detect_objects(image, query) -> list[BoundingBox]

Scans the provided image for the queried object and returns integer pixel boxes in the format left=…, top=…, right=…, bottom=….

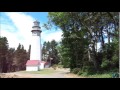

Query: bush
left=57, top=65, right=63, bottom=68
left=52, top=64, right=57, bottom=70
left=77, top=70, right=83, bottom=75
left=112, top=73, right=119, bottom=78
left=71, top=68, right=81, bottom=74
left=82, top=66, right=96, bottom=75
left=101, top=59, right=111, bottom=70
left=80, top=72, right=88, bottom=76
left=107, top=68, right=119, bottom=73
left=111, top=54, right=119, bottom=68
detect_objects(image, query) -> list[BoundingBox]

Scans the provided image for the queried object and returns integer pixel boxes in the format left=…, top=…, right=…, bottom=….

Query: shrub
left=52, top=64, right=57, bottom=70
left=81, top=72, right=88, bottom=76
left=57, top=65, right=63, bottom=68
left=77, top=70, right=83, bottom=75
left=82, top=66, right=96, bottom=75
left=111, top=54, right=119, bottom=68
left=112, top=72, right=119, bottom=78
left=101, top=59, right=111, bottom=70
left=71, top=68, right=81, bottom=74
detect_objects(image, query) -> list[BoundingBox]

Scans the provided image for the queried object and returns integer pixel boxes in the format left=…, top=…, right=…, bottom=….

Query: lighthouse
left=26, top=20, right=44, bottom=71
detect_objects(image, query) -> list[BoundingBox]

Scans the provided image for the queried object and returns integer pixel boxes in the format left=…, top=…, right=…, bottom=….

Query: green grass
left=18, top=69, right=56, bottom=74
left=86, top=73, right=112, bottom=78
left=79, top=72, right=113, bottom=78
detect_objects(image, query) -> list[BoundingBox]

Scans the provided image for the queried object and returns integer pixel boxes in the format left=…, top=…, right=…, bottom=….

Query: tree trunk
left=88, top=47, right=91, bottom=62
left=107, top=26, right=110, bottom=44
left=100, top=26, right=105, bottom=49
left=92, top=42, right=98, bottom=71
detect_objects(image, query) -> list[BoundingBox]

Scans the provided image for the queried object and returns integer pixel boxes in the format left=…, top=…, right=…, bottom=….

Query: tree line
left=42, top=40, right=59, bottom=65
left=44, top=12, right=119, bottom=75
left=0, top=37, right=30, bottom=73
left=0, top=36, right=59, bottom=73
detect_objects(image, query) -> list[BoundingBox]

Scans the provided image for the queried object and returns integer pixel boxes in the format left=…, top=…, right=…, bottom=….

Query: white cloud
left=1, top=12, right=62, bottom=51
left=1, top=12, right=35, bottom=50
left=1, top=12, right=111, bottom=52
left=5, top=12, right=35, bottom=50
left=41, top=29, right=62, bottom=42
left=1, top=29, right=20, bottom=49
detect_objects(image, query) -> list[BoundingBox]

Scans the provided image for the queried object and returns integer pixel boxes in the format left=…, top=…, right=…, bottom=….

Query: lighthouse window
left=33, top=32, right=37, bottom=35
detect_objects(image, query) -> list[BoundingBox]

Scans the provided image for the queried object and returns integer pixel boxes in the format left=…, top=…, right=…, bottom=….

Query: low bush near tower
left=52, top=64, right=57, bottom=70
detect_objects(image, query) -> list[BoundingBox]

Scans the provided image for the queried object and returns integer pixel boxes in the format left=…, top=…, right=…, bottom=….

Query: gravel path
left=0, top=68, right=85, bottom=78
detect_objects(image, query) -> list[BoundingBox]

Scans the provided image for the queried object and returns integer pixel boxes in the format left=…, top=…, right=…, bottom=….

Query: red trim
left=26, top=60, right=46, bottom=66
left=45, top=62, right=50, bottom=65
left=26, top=60, right=40, bottom=66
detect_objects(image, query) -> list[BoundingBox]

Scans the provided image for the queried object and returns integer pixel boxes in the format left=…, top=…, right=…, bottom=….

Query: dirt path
left=0, top=68, right=85, bottom=78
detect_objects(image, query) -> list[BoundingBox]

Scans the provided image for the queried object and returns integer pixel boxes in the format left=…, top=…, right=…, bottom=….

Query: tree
left=0, top=36, right=31, bottom=72
left=45, top=12, right=118, bottom=74
left=0, top=37, right=8, bottom=73
left=27, top=45, right=31, bottom=60
left=50, top=40, right=59, bottom=64
left=42, top=40, right=60, bottom=65
left=57, top=43, right=70, bottom=68
left=13, top=43, right=28, bottom=71
left=42, top=42, right=47, bottom=61
left=6, top=48, right=15, bottom=72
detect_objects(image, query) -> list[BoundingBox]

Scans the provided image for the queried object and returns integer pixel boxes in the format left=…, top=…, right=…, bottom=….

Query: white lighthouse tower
left=30, top=20, right=41, bottom=61
left=26, top=20, right=44, bottom=71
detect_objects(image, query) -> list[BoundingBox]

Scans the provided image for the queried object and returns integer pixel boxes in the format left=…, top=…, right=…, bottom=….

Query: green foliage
left=78, top=71, right=114, bottom=78
left=77, top=70, right=84, bottom=75
left=71, top=68, right=81, bottom=74
left=56, top=44, right=70, bottom=68
left=101, top=58, right=111, bottom=70
left=111, top=54, right=118, bottom=66
left=87, top=73, right=112, bottom=78
left=57, top=64, right=63, bottom=68
left=42, top=40, right=59, bottom=65
left=82, top=66, right=96, bottom=75
left=112, top=73, right=119, bottom=78
left=0, top=37, right=8, bottom=73
left=46, top=12, right=119, bottom=76
left=0, top=37, right=29, bottom=72
left=52, top=64, right=57, bottom=70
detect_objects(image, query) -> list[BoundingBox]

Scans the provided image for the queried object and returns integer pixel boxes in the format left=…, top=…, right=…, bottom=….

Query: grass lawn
left=79, top=72, right=115, bottom=78
left=86, top=73, right=112, bottom=78
left=18, top=68, right=56, bottom=74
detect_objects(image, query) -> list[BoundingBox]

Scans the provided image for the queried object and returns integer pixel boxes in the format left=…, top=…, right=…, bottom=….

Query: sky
left=0, top=12, right=62, bottom=51
left=0, top=12, right=111, bottom=52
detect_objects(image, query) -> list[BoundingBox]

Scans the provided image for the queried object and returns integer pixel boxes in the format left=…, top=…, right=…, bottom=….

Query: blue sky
left=0, top=12, right=111, bottom=52
left=0, top=12, right=62, bottom=50
left=26, top=12, right=48, bottom=23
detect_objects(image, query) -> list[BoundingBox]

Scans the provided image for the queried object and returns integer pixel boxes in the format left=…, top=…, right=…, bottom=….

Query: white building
left=26, top=20, right=45, bottom=71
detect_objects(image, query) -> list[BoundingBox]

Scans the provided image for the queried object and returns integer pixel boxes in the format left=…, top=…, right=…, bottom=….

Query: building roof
left=26, top=60, right=47, bottom=66
left=26, top=60, right=50, bottom=66
left=26, top=60, right=40, bottom=66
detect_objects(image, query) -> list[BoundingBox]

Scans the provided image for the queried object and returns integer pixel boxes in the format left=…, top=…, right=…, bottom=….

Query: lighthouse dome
left=32, top=20, right=41, bottom=32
